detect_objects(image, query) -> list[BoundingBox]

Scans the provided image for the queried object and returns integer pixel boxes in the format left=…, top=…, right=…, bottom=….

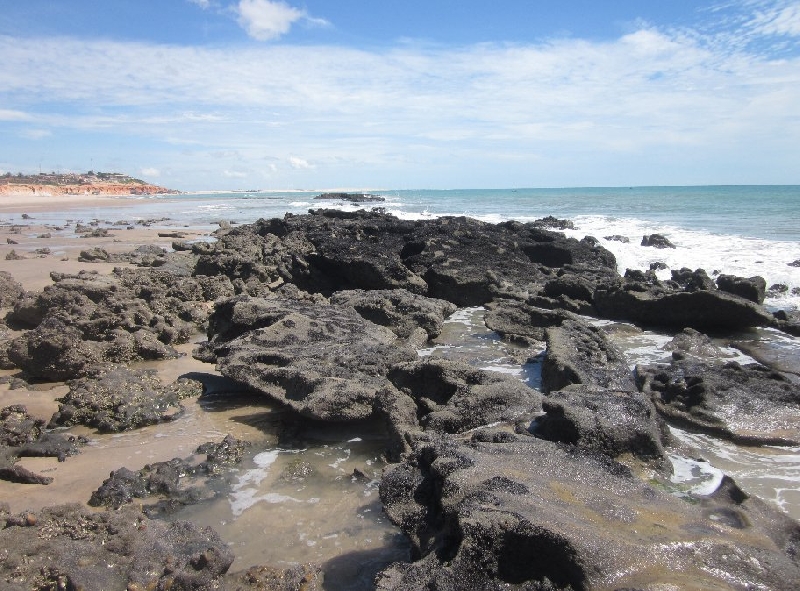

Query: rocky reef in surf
left=1, top=208, right=799, bottom=589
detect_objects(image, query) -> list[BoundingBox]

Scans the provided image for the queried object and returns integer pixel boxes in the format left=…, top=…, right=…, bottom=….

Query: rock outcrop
left=378, top=434, right=800, bottom=590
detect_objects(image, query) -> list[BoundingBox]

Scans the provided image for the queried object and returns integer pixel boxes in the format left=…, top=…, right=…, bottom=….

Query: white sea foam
left=561, top=216, right=800, bottom=310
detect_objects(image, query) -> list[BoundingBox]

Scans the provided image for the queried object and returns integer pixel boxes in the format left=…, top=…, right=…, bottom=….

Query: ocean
left=25, top=185, right=800, bottom=310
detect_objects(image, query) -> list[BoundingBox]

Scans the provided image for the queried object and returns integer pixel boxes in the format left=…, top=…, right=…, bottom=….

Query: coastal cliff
left=0, top=171, right=179, bottom=196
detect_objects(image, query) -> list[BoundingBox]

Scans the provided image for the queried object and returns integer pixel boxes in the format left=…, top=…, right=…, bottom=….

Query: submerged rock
left=0, top=405, right=85, bottom=485
left=378, top=435, right=800, bottom=590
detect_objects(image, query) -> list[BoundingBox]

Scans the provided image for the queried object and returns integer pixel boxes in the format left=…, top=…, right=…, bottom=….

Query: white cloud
left=751, top=2, right=800, bottom=35
left=0, top=109, right=32, bottom=122
left=288, top=155, right=312, bottom=169
left=141, top=167, right=161, bottom=177
left=236, top=0, right=305, bottom=41
left=19, top=129, right=51, bottom=139
left=1, top=2, right=799, bottom=188
left=188, top=0, right=211, bottom=9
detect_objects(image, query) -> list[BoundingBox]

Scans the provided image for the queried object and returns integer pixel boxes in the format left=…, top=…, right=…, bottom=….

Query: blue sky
left=1, top=1, right=799, bottom=190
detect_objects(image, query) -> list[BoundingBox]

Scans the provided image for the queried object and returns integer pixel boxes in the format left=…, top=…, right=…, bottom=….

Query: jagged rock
left=542, top=318, right=635, bottom=393
left=716, top=273, right=767, bottom=304
left=641, top=233, right=676, bottom=248
left=377, top=359, right=542, bottom=459
left=89, top=435, right=248, bottom=512
left=604, top=234, right=630, bottom=243
left=636, top=359, right=800, bottom=445
left=198, top=296, right=416, bottom=422
left=0, top=405, right=84, bottom=484
left=0, top=504, right=233, bottom=590
left=594, top=278, right=774, bottom=330
left=77, top=247, right=110, bottom=262
left=0, top=271, right=24, bottom=307
left=48, top=367, right=202, bottom=433
left=7, top=317, right=104, bottom=380
left=330, top=288, right=456, bottom=341
left=670, top=267, right=715, bottom=291
left=377, top=435, right=800, bottom=590
left=532, top=385, right=670, bottom=468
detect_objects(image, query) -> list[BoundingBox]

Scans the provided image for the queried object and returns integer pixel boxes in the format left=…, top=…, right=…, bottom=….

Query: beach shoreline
left=0, top=192, right=141, bottom=214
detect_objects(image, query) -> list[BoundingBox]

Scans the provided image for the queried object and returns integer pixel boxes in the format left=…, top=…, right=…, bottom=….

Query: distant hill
left=0, top=171, right=180, bottom=196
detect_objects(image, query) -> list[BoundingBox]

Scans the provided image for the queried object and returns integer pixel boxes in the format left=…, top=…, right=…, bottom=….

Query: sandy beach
left=0, top=206, right=230, bottom=513
left=0, top=192, right=140, bottom=214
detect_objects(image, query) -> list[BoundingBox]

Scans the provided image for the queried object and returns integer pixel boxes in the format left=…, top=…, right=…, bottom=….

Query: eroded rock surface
left=542, top=318, right=635, bottom=393
left=48, top=367, right=202, bottom=433
left=197, top=296, right=416, bottom=421
left=378, top=435, right=800, bottom=590
left=636, top=359, right=800, bottom=445
left=0, top=504, right=233, bottom=590
left=378, top=359, right=542, bottom=459
left=330, top=288, right=457, bottom=343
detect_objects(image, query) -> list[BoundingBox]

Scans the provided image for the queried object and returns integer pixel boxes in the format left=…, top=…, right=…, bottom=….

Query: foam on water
left=670, top=427, right=800, bottom=519
left=561, top=216, right=800, bottom=310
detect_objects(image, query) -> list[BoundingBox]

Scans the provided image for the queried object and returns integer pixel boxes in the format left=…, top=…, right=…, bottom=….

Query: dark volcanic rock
left=636, top=359, right=800, bottom=445
left=594, top=278, right=774, bottom=330
left=532, top=385, right=669, bottom=468
left=716, top=273, right=767, bottom=304
left=0, top=504, right=233, bottom=590
left=89, top=435, right=248, bottom=511
left=330, top=288, right=457, bottom=342
left=641, top=233, right=676, bottom=248
left=195, top=210, right=618, bottom=307
left=0, top=405, right=85, bottom=484
left=7, top=317, right=104, bottom=380
left=378, top=359, right=542, bottom=459
left=604, top=234, right=630, bottom=243
left=198, top=296, right=416, bottom=421
left=0, top=271, right=24, bottom=307
left=377, top=435, right=800, bottom=590
left=542, top=318, right=635, bottom=393
left=48, top=367, right=202, bottom=433
left=484, top=299, right=577, bottom=343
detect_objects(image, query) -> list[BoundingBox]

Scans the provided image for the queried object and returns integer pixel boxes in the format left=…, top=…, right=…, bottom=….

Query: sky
left=1, top=0, right=799, bottom=191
